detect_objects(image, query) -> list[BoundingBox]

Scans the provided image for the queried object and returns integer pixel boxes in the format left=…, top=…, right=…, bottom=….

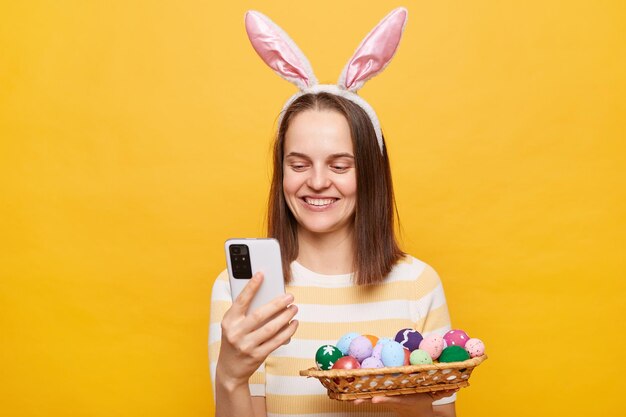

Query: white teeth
left=305, top=198, right=336, bottom=206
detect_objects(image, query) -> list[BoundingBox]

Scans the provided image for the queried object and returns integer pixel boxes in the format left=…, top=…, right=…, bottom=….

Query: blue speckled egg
left=336, top=332, right=360, bottom=355
left=381, top=341, right=405, bottom=367
left=376, top=338, right=394, bottom=346
left=348, top=336, right=373, bottom=363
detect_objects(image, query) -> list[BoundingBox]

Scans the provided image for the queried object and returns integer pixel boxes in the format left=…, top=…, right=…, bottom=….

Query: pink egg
left=465, top=338, right=485, bottom=358
left=348, top=336, right=373, bottom=363
left=418, top=334, right=444, bottom=360
left=443, top=329, right=470, bottom=348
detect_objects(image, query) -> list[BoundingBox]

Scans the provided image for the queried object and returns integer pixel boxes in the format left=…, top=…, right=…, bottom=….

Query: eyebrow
left=284, top=152, right=355, bottom=159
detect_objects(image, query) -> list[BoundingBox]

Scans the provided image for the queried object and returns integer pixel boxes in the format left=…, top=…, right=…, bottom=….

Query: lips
left=300, top=196, right=339, bottom=209
left=304, top=197, right=337, bottom=206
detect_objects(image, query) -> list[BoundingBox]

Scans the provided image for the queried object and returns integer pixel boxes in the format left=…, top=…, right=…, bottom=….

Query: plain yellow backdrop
left=1, top=1, right=625, bottom=416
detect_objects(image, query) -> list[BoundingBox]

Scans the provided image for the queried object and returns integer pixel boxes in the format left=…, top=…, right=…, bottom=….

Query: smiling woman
left=209, top=7, right=458, bottom=417
left=209, top=91, right=458, bottom=417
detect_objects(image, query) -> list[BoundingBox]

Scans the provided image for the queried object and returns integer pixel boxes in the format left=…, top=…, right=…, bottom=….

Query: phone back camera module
left=230, top=244, right=252, bottom=278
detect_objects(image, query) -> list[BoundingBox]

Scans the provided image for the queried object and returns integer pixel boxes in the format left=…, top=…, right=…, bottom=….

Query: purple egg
left=348, top=336, right=373, bottom=363
left=394, top=328, right=423, bottom=351
left=371, top=343, right=384, bottom=360
left=361, top=357, right=384, bottom=368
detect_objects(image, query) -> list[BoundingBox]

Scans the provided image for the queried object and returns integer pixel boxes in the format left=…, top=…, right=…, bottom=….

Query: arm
left=433, top=402, right=456, bottom=417
left=210, top=273, right=299, bottom=417
left=352, top=389, right=458, bottom=417
left=251, top=397, right=267, bottom=417
left=215, top=381, right=269, bottom=417
left=214, top=377, right=257, bottom=417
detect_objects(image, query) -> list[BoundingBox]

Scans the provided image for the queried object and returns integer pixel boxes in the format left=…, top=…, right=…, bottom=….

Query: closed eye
left=288, top=163, right=309, bottom=172
left=331, top=165, right=350, bottom=172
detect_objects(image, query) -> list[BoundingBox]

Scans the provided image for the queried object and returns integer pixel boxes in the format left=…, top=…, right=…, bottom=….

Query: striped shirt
left=209, top=255, right=456, bottom=417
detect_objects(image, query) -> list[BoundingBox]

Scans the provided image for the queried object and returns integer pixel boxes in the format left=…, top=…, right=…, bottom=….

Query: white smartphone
left=224, top=238, right=286, bottom=314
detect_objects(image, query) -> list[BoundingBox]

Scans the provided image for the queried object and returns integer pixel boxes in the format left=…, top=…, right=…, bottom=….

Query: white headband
left=244, top=8, right=409, bottom=154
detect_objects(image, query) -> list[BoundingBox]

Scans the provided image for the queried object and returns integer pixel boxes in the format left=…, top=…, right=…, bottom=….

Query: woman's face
left=282, top=109, right=357, bottom=237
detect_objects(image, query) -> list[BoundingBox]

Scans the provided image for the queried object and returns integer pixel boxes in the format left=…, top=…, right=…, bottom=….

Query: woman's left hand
left=351, top=388, right=458, bottom=417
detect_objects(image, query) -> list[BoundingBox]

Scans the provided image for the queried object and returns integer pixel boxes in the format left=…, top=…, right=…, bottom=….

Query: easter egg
left=419, top=334, right=445, bottom=360
left=348, top=336, right=373, bottom=363
left=403, top=348, right=410, bottom=365
left=331, top=355, right=361, bottom=370
left=409, top=349, right=433, bottom=365
left=336, top=332, right=361, bottom=355
left=331, top=356, right=359, bottom=384
left=394, top=328, right=423, bottom=351
left=361, top=357, right=384, bottom=369
left=315, top=345, right=343, bottom=370
left=465, top=338, right=485, bottom=358
left=377, top=338, right=393, bottom=346
left=371, top=343, right=384, bottom=360
left=443, top=329, right=470, bottom=348
left=381, top=341, right=405, bottom=367
left=438, top=345, right=471, bottom=363
left=363, top=334, right=379, bottom=347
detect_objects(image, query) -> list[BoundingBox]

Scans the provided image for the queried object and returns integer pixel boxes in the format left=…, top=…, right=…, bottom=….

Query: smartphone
left=225, top=238, right=286, bottom=314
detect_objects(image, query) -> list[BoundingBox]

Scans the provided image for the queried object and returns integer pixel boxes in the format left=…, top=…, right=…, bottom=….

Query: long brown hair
left=268, top=93, right=404, bottom=285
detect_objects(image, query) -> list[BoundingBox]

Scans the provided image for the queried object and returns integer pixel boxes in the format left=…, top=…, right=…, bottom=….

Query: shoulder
left=214, top=268, right=229, bottom=282
left=210, top=269, right=231, bottom=301
left=386, top=254, right=443, bottom=286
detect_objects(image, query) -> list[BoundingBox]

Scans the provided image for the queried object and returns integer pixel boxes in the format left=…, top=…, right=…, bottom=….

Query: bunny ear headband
left=244, top=7, right=408, bottom=154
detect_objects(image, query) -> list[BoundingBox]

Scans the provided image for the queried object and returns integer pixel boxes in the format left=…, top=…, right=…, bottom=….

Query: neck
left=296, top=226, right=355, bottom=275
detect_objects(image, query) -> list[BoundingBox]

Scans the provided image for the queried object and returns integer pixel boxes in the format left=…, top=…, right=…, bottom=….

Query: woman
left=210, top=8, right=457, bottom=417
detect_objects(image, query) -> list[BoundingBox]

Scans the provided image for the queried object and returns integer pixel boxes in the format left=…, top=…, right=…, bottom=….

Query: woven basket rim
left=299, top=354, right=487, bottom=377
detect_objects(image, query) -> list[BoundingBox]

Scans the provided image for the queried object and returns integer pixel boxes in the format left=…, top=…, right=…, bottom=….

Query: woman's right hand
left=216, top=272, right=299, bottom=389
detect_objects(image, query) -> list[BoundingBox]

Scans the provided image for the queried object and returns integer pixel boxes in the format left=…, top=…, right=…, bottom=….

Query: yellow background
left=1, top=1, right=625, bottom=416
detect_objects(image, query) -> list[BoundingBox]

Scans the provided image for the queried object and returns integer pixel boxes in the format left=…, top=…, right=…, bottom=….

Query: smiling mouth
left=302, top=197, right=338, bottom=207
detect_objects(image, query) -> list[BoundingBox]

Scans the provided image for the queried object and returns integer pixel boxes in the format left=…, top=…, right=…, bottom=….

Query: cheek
left=336, top=175, right=357, bottom=197
left=282, top=172, right=300, bottom=196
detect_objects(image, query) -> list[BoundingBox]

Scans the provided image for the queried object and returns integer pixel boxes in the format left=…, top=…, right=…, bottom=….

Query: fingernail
left=283, top=293, right=294, bottom=303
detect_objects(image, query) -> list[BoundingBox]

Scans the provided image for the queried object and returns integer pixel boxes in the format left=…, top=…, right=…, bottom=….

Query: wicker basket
left=299, top=354, right=487, bottom=400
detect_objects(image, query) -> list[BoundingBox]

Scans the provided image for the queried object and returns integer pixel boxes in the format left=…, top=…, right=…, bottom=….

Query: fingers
left=352, top=390, right=458, bottom=407
left=371, top=395, right=402, bottom=405
left=259, top=306, right=299, bottom=355
left=249, top=303, right=298, bottom=344
left=352, top=398, right=371, bottom=405
left=231, top=272, right=264, bottom=315
left=430, top=388, right=459, bottom=401
left=238, top=291, right=295, bottom=334
left=258, top=317, right=299, bottom=357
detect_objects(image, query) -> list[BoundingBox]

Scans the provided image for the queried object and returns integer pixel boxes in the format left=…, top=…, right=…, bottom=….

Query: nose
left=306, top=165, right=331, bottom=190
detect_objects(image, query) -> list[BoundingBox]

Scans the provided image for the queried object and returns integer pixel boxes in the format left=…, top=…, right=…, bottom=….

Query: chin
left=298, top=220, right=350, bottom=235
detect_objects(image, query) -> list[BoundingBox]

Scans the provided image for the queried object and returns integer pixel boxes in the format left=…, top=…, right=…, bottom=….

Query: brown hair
left=267, top=93, right=404, bottom=285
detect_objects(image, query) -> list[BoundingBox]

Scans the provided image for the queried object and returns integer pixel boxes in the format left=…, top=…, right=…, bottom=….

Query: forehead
left=284, top=110, right=353, bottom=156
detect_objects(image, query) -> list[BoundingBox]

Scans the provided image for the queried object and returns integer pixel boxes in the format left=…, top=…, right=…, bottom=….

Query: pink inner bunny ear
left=340, top=8, right=408, bottom=92
left=245, top=11, right=316, bottom=90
